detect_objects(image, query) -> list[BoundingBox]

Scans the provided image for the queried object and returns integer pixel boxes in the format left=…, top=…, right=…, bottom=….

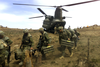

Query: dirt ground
left=0, top=26, right=100, bottom=67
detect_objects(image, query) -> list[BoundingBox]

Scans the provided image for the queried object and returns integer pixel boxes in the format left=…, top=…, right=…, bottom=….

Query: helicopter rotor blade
left=65, top=16, right=72, bottom=18
left=61, top=0, right=99, bottom=6
left=29, top=16, right=44, bottom=19
left=62, top=8, right=68, bottom=12
left=13, top=0, right=99, bottom=7
left=13, top=3, right=56, bottom=7
left=62, top=16, right=72, bottom=19
left=37, top=8, right=47, bottom=16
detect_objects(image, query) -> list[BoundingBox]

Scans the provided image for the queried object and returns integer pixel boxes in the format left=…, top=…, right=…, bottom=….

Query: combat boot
left=71, top=46, right=74, bottom=49
left=70, top=52, right=73, bottom=57
left=19, top=61, right=23, bottom=66
left=59, top=56, right=64, bottom=59
left=75, top=47, right=77, bottom=49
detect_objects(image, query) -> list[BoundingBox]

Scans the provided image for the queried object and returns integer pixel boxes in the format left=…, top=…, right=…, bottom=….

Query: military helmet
left=74, top=28, right=77, bottom=31
left=23, top=29, right=28, bottom=33
left=58, top=26, right=63, bottom=30
left=0, top=31, right=4, bottom=35
left=39, top=28, right=44, bottom=32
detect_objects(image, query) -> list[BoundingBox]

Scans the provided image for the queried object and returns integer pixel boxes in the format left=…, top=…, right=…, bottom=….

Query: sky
left=0, top=0, right=100, bottom=29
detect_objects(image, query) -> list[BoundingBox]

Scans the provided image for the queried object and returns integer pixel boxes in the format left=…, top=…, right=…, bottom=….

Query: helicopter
left=13, top=0, right=99, bottom=33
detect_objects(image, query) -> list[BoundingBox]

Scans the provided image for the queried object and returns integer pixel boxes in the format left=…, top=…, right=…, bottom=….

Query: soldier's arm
left=5, top=39, right=13, bottom=46
left=77, top=31, right=80, bottom=36
left=45, top=33, right=50, bottom=44
left=67, top=30, right=71, bottom=39
left=77, top=32, right=80, bottom=39
left=36, top=39, right=42, bottom=48
left=59, top=36, right=61, bottom=44
left=21, top=35, right=24, bottom=44
left=29, top=36, right=34, bottom=47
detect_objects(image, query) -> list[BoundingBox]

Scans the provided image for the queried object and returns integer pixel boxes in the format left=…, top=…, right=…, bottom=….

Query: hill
left=0, top=25, right=100, bottom=67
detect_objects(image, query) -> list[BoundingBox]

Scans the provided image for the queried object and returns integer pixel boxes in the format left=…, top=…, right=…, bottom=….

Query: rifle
left=7, top=45, right=11, bottom=66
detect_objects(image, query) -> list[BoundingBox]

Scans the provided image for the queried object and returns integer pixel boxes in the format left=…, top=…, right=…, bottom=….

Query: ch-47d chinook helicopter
left=13, top=0, right=99, bottom=33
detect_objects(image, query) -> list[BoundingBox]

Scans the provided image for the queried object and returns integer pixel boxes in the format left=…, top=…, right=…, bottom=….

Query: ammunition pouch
left=22, top=43, right=31, bottom=48
left=41, top=45, right=54, bottom=54
left=43, top=41, right=48, bottom=46
left=61, top=39, right=74, bottom=47
left=22, top=39, right=30, bottom=44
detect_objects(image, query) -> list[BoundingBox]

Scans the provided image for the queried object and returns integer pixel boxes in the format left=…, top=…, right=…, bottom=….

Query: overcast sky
left=0, top=0, right=100, bottom=29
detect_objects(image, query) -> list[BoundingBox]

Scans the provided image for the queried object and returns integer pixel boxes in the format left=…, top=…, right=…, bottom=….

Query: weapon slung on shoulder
left=7, top=45, right=11, bottom=65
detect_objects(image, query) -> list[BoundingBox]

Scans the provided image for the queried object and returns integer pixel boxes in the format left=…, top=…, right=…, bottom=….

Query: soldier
left=54, top=27, right=57, bottom=34
left=0, top=30, right=12, bottom=66
left=0, top=40, right=8, bottom=67
left=67, top=27, right=77, bottom=49
left=58, top=26, right=73, bottom=59
left=19, top=29, right=34, bottom=65
left=74, top=28, right=80, bottom=49
left=37, top=28, right=50, bottom=60
left=68, top=25, right=71, bottom=30
left=0, top=31, right=13, bottom=49
left=68, top=29, right=75, bottom=41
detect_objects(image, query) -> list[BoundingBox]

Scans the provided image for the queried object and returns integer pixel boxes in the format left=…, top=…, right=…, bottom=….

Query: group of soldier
left=57, top=26, right=80, bottom=59
left=0, top=26, right=80, bottom=67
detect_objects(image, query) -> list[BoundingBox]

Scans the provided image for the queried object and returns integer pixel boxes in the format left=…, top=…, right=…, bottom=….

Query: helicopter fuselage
left=42, top=18, right=66, bottom=33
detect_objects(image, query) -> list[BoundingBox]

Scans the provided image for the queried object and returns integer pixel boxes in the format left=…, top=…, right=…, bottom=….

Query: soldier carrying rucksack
left=74, top=28, right=80, bottom=49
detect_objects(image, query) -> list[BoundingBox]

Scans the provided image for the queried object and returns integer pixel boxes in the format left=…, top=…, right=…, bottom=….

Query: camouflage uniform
left=0, top=31, right=12, bottom=67
left=58, top=26, right=73, bottom=59
left=37, top=28, right=50, bottom=60
left=68, top=28, right=78, bottom=49
left=0, top=39, right=9, bottom=67
left=19, top=29, right=34, bottom=65
left=74, top=29, right=80, bottom=49
left=0, top=31, right=13, bottom=50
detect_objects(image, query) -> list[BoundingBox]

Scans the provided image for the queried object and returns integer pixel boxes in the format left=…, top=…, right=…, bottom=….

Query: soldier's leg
left=19, top=47, right=27, bottom=65
left=19, top=52, right=25, bottom=65
left=2, top=61, right=5, bottom=67
left=75, top=38, right=78, bottom=49
left=60, top=46, right=66, bottom=59
left=41, top=50, right=46, bottom=60
left=19, top=46, right=31, bottom=65
left=67, top=47, right=73, bottom=57
left=61, top=46, right=66, bottom=56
